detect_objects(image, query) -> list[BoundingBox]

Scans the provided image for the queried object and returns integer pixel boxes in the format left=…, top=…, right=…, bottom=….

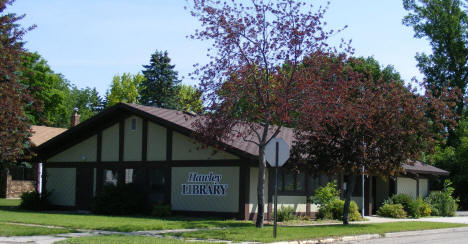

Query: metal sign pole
left=273, top=142, right=279, bottom=238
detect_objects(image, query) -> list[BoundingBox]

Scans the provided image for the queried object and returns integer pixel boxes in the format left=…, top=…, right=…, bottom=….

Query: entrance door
left=76, top=167, right=94, bottom=210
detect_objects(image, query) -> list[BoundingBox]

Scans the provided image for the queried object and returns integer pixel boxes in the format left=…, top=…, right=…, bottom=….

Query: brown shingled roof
left=403, top=160, right=449, bottom=176
left=36, top=103, right=449, bottom=176
left=124, top=103, right=296, bottom=158
left=30, top=125, right=67, bottom=147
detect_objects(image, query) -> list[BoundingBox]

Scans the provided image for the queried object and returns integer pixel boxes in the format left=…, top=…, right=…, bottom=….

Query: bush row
left=377, top=180, right=458, bottom=218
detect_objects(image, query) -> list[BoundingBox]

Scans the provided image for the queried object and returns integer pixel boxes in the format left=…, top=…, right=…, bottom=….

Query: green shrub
left=385, top=194, right=421, bottom=218
left=276, top=206, right=296, bottom=222
left=151, top=204, right=171, bottom=217
left=91, top=184, right=145, bottom=215
left=417, top=198, right=432, bottom=217
left=425, top=180, right=458, bottom=217
left=377, top=203, right=407, bottom=218
left=310, top=181, right=340, bottom=206
left=19, top=190, right=51, bottom=211
left=318, top=198, right=362, bottom=221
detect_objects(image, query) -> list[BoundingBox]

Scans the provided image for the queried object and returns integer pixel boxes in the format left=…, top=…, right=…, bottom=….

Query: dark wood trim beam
left=416, top=176, right=420, bottom=198
left=166, top=129, right=172, bottom=161
left=267, top=167, right=273, bottom=220
left=166, top=166, right=172, bottom=205
left=97, top=131, right=102, bottom=162
left=238, top=165, right=246, bottom=219
left=119, top=119, right=125, bottom=162
left=244, top=166, right=250, bottom=220
left=142, top=119, right=148, bottom=162
left=44, top=160, right=249, bottom=168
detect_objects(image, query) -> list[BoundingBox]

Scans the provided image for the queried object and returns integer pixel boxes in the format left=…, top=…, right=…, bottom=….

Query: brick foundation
left=5, top=174, right=36, bottom=198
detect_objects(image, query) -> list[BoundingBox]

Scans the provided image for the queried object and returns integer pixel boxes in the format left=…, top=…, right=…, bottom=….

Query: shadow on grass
left=0, top=207, right=253, bottom=230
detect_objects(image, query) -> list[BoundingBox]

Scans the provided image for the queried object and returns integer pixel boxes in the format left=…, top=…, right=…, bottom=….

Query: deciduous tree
left=19, top=52, right=69, bottom=126
left=292, top=53, right=457, bottom=224
left=174, top=84, right=203, bottom=113
left=403, top=0, right=467, bottom=121
left=188, top=0, right=346, bottom=227
left=105, top=73, right=144, bottom=107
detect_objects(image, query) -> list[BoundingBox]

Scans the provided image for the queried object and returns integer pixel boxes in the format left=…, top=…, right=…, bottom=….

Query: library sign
left=181, top=172, right=229, bottom=196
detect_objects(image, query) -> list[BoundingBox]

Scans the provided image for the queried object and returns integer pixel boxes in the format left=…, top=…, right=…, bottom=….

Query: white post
left=37, top=163, right=43, bottom=194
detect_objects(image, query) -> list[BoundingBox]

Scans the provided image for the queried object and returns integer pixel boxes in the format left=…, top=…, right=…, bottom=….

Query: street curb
left=268, top=234, right=381, bottom=244
left=268, top=227, right=468, bottom=244
left=384, top=226, right=468, bottom=238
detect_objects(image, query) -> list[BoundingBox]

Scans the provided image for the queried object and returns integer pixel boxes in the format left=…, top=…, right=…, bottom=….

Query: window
left=10, top=163, right=35, bottom=181
left=277, top=169, right=306, bottom=193
left=130, top=118, right=137, bottom=131
left=103, top=169, right=118, bottom=186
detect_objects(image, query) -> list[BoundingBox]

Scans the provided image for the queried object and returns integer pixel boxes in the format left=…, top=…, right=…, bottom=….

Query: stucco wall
left=102, top=124, right=119, bottom=162
left=147, top=122, right=166, bottom=161
left=397, top=177, right=417, bottom=199
left=277, top=196, right=310, bottom=212
left=419, top=178, right=429, bottom=198
left=46, top=168, right=76, bottom=206
left=124, top=116, right=142, bottom=161
left=48, top=136, right=97, bottom=162
left=171, top=167, right=239, bottom=212
left=248, top=167, right=269, bottom=213
left=172, top=132, right=239, bottom=160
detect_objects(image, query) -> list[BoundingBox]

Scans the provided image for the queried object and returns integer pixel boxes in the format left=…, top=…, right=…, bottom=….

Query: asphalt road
left=341, top=228, right=468, bottom=244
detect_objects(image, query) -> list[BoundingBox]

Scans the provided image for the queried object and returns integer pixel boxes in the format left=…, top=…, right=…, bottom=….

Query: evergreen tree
left=0, top=0, right=35, bottom=164
left=140, top=51, right=180, bottom=108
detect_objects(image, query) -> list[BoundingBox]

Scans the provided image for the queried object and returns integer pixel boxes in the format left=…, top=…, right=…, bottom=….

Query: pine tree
left=139, top=51, right=180, bottom=108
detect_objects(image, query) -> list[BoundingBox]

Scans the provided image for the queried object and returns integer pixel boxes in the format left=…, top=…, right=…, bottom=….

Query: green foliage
left=418, top=199, right=432, bottom=217
left=151, top=204, right=171, bottom=218
left=318, top=198, right=362, bottom=221
left=347, top=56, right=404, bottom=83
left=91, top=184, right=145, bottom=215
left=19, top=190, right=51, bottom=211
left=174, top=84, right=203, bottom=113
left=311, top=180, right=340, bottom=206
left=140, top=50, right=181, bottom=108
left=19, top=52, right=69, bottom=126
left=425, top=180, right=458, bottom=216
left=0, top=0, right=35, bottom=164
left=385, top=194, right=421, bottom=218
left=430, top=117, right=468, bottom=209
left=18, top=52, right=104, bottom=128
left=276, top=206, right=296, bottom=222
left=377, top=203, right=407, bottom=218
left=403, top=0, right=468, bottom=117
left=105, top=73, right=144, bottom=107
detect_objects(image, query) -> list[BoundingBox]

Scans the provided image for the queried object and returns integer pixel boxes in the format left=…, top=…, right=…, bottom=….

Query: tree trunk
left=255, top=145, right=266, bottom=228
left=0, top=164, right=7, bottom=198
left=343, top=175, right=356, bottom=225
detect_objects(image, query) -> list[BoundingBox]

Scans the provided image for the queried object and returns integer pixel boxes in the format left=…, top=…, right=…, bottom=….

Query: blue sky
left=9, top=0, right=431, bottom=96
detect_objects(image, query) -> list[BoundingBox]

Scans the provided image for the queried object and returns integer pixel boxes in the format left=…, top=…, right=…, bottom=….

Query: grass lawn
left=0, top=198, right=20, bottom=207
left=57, top=235, right=224, bottom=244
left=0, top=209, right=250, bottom=232
left=168, top=222, right=467, bottom=243
left=0, top=223, right=72, bottom=236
